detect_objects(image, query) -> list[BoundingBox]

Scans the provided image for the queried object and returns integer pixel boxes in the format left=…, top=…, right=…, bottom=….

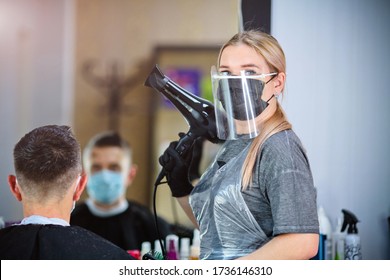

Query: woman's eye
left=219, top=71, right=231, bottom=76
left=244, top=70, right=257, bottom=76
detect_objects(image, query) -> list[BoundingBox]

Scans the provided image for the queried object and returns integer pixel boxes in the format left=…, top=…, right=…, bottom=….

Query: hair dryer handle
left=154, top=131, right=197, bottom=186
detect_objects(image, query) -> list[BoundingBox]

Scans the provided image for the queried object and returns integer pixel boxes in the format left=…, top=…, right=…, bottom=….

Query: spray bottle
left=341, top=209, right=362, bottom=260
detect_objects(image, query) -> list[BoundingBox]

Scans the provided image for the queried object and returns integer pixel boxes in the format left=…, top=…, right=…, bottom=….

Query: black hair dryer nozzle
left=145, top=65, right=218, bottom=143
left=145, top=64, right=220, bottom=185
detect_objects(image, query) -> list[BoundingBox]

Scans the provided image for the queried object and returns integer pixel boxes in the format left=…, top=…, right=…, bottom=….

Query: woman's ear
left=273, top=72, right=286, bottom=94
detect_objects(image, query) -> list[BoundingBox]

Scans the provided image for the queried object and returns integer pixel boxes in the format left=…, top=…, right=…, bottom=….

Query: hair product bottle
left=332, top=216, right=346, bottom=260
left=166, top=234, right=179, bottom=260
left=341, top=209, right=362, bottom=260
left=190, top=229, right=200, bottom=260
left=315, top=206, right=332, bottom=260
left=141, top=241, right=151, bottom=259
left=180, top=237, right=190, bottom=260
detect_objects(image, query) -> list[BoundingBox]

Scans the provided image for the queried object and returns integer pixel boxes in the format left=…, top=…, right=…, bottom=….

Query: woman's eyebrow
left=219, top=64, right=260, bottom=69
left=240, top=64, right=260, bottom=69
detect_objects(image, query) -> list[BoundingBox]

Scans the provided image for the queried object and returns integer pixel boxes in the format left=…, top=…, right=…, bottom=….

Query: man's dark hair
left=13, top=125, right=82, bottom=198
left=83, top=131, right=132, bottom=167
left=89, top=131, right=130, bottom=149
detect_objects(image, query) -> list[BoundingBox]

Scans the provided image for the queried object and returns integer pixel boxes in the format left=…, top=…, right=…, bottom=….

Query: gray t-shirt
left=216, top=129, right=319, bottom=238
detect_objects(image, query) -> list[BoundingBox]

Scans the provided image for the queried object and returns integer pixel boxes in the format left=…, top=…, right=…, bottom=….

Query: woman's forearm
left=176, top=196, right=199, bottom=229
left=237, top=233, right=319, bottom=260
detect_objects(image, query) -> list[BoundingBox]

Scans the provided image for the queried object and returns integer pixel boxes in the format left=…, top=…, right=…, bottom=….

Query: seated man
left=0, top=125, right=133, bottom=260
left=71, top=131, right=173, bottom=251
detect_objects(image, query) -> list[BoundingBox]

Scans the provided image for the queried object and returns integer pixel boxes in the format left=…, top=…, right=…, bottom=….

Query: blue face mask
left=87, top=170, right=124, bottom=204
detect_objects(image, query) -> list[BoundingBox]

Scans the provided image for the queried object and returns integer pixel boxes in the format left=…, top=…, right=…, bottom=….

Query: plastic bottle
left=317, top=206, right=332, bottom=260
left=332, top=216, right=345, bottom=260
left=180, top=237, right=190, bottom=260
left=154, top=239, right=163, bottom=254
left=167, top=239, right=178, bottom=260
left=127, top=250, right=141, bottom=260
left=0, top=217, right=5, bottom=229
left=341, top=209, right=362, bottom=260
left=141, top=241, right=151, bottom=259
left=190, top=229, right=200, bottom=260
left=165, top=234, right=179, bottom=260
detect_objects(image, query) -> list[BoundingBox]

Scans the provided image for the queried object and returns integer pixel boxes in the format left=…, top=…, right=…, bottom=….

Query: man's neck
left=93, top=197, right=125, bottom=211
left=86, top=198, right=128, bottom=218
left=22, top=202, right=71, bottom=223
left=20, top=215, right=69, bottom=226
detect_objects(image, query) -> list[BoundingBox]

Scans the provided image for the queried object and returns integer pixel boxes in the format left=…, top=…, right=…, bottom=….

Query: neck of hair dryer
left=144, top=65, right=219, bottom=143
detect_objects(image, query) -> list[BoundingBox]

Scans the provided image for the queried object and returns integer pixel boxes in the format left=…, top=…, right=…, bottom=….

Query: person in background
left=71, top=131, right=172, bottom=251
left=159, top=30, right=319, bottom=260
left=0, top=125, right=133, bottom=260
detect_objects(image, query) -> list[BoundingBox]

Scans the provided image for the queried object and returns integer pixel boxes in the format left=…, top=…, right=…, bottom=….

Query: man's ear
left=126, top=164, right=138, bottom=186
left=8, top=175, right=23, bottom=201
left=73, top=174, right=87, bottom=201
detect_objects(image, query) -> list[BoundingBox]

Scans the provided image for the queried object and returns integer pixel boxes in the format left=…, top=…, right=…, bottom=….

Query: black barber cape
left=0, top=224, right=134, bottom=260
left=71, top=200, right=173, bottom=251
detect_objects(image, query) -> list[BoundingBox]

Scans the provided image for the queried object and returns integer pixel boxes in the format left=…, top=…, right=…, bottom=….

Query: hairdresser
left=159, top=30, right=319, bottom=260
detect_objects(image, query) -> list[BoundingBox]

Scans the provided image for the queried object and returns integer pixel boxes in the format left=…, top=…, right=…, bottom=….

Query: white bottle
left=141, top=241, right=151, bottom=258
left=0, top=217, right=5, bottom=229
left=180, top=237, right=190, bottom=260
left=332, top=217, right=345, bottom=260
left=318, top=206, right=332, bottom=259
left=190, top=229, right=200, bottom=260
left=154, top=239, right=163, bottom=254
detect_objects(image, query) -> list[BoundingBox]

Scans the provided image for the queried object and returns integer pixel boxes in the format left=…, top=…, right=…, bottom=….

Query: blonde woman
left=160, top=30, right=319, bottom=260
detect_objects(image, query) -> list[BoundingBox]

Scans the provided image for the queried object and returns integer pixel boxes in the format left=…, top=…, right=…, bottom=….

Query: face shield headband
left=211, top=66, right=278, bottom=140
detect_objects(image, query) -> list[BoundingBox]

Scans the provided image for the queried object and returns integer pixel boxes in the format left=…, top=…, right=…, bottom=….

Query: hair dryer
left=144, top=65, right=220, bottom=185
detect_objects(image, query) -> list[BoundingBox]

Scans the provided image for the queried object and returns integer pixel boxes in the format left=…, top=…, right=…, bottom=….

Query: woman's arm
left=176, top=196, right=199, bottom=229
left=237, top=233, right=319, bottom=260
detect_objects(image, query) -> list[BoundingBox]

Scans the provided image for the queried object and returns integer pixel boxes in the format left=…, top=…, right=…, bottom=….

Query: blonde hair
left=218, top=30, right=292, bottom=189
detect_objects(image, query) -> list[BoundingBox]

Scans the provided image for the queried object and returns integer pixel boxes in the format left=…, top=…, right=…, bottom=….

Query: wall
left=272, top=0, right=390, bottom=259
left=0, top=0, right=75, bottom=221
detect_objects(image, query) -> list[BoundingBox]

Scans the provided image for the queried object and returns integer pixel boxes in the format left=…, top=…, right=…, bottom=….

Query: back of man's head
left=83, top=131, right=132, bottom=169
left=13, top=125, right=82, bottom=199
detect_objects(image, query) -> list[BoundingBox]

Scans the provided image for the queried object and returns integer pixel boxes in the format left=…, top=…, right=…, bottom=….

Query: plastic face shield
left=211, top=66, right=277, bottom=140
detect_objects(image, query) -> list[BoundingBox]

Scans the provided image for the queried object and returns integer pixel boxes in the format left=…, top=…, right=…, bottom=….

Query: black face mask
left=217, top=78, right=269, bottom=120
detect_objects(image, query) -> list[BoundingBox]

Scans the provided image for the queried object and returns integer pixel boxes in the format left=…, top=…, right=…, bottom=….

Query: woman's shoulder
left=262, top=129, right=303, bottom=151
left=260, top=129, right=308, bottom=164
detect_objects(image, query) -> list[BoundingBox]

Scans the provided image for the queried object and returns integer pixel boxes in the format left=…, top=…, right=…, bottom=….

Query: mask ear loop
left=265, top=94, right=275, bottom=103
left=265, top=73, right=278, bottom=84
left=264, top=73, right=279, bottom=103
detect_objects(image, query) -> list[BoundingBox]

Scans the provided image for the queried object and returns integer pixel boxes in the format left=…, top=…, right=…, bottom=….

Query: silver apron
left=189, top=143, right=269, bottom=260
